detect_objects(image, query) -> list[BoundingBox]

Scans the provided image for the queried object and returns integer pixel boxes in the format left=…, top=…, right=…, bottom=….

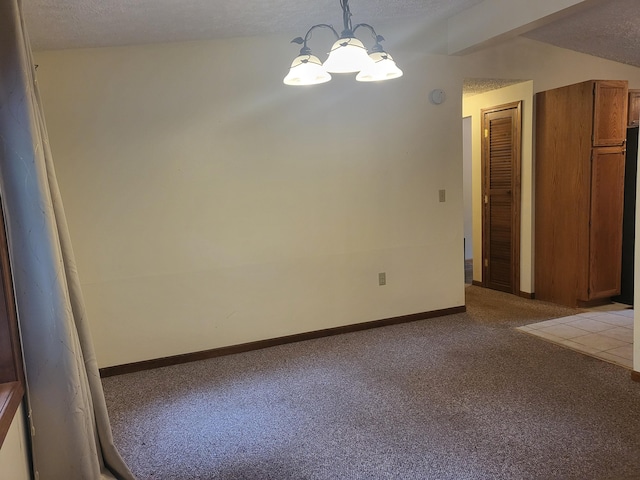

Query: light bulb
left=355, top=51, right=403, bottom=82
left=322, top=37, right=374, bottom=74
left=283, top=54, right=332, bottom=86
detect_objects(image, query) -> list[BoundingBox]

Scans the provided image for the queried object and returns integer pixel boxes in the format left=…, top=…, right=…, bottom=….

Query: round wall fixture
left=429, top=89, right=446, bottom=105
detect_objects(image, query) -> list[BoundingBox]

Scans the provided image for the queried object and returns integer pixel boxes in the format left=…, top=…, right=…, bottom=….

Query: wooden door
left=593, top=80, right=628, bottom=146
left=481, top=102, right=521, bottom=294
left=588, top=147, right=625, bottom=299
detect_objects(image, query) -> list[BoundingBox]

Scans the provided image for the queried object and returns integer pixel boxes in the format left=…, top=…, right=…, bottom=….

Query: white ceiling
left=21, top=0, right=484, bottom=51
left=20, top=0, right=640, bottom=97
left=524, top=0, right=640, bottom=68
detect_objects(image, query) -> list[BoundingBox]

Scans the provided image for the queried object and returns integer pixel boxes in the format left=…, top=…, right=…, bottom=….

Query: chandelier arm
left=293, top=24, right=340, bottom=55
left=304, top=24, right=340, bottom=44
left=352, top=23, right=385, bottom=52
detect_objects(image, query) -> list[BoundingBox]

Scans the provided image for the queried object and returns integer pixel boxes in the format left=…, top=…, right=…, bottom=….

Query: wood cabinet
left=535, top=80, right=627, bottom=307
left=628, top=89, right=640, bottom=126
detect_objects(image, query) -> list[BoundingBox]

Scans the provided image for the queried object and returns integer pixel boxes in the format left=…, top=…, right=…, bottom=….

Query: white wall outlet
left=439, top=189, right=446, bottom=202
left=378, top=272, right=386, bottom=286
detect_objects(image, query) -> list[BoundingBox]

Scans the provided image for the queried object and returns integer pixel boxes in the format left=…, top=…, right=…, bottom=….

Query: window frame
left=0, top=201, right=24, bottom=448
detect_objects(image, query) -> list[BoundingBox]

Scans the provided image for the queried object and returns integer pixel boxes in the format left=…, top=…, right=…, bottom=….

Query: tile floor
left=516, top=307, right=634, bottom=369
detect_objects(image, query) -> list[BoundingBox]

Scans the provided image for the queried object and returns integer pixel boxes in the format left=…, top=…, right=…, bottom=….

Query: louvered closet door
left=482, top=103, right=521, bottom=294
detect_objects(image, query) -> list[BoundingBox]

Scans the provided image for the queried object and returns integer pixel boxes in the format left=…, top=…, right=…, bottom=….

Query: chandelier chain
left=340, top=0, right=353, bottom=33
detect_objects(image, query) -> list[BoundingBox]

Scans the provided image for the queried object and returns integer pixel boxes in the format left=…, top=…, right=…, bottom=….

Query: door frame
left=481, top=101, right=522, bottom=294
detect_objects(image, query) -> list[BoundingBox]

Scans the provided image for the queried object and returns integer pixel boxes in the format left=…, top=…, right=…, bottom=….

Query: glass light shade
left=355, top=51, right=403, bottom=82
left=283, top=54, right=332, bottom=86
left=322, top=37, right=374, bottom=73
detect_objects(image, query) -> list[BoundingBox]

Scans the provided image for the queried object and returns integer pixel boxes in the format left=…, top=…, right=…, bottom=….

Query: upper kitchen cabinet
left=535, top=80, right=628, bottom=308
left=628, top=89, right=640, bottom=126
left=592, top=80, right=628, bottom=146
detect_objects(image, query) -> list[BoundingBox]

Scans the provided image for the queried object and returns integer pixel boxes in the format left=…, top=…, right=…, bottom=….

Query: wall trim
left=577, top=297, right=613, bottom=308
left=519, top=291, right=535, bottom=299
left=470, top=282, right=534, bottom=300
left=631, top=371, right=640, bottom=383
left=99, top=306, right=466, bottom=378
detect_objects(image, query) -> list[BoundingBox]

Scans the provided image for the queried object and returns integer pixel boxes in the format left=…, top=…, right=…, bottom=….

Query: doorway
left=463, top=116, right=473, bottom=284
left=481, top=101, right=522, bottom=294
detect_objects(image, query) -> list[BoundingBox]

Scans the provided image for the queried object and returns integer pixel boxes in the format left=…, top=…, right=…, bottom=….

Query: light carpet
left=103, top=286, right=640, bottom=479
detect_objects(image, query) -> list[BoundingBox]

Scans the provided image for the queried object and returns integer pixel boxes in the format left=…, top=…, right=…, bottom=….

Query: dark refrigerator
left=613, top=126, right=638, bottom=305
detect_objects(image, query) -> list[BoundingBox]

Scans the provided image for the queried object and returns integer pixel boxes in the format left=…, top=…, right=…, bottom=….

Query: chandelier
left=283, top=0, right=403, bottom=86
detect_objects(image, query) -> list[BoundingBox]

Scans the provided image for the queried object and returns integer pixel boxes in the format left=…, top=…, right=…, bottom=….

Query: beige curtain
left=0, top=1, right=135, bottom=478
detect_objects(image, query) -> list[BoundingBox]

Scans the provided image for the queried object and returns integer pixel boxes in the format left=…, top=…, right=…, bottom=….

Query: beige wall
left=35, top=23, right=466, bottom=367
left=0, top=405, right=31, bottom=480
left=460, top=36, right=640, bottom=93
left=33, top=25, right=640, bottom=368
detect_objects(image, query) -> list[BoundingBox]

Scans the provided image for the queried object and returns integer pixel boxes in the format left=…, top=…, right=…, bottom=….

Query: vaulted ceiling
left=524, top=0, right=640, bottom=68
left=21, top=0, right=640, bottom=81
left=21, top=0, right=485, bottom=51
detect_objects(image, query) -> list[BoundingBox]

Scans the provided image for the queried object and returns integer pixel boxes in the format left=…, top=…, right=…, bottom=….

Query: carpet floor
left=103, top=286, right=640, bottom=480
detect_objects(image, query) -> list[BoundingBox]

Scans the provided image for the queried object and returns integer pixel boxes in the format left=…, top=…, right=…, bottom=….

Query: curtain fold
left=0, top=1, right=135, bottom=478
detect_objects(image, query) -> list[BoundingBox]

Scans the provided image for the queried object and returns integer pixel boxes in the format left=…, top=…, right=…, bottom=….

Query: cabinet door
left=628, top=90, right=640, bottom=126
left=593, top=81, right=628, bottom=146
left=588, top=147, right=625, bottom=299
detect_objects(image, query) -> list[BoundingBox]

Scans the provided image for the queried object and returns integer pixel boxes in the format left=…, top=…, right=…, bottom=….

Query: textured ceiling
left=22, top=0, right=484, bottom=51
left=463, top=79, right=529, bottom=98
left=524, top=0, right=640, bottom=68
left=20, top=0, right=640, bottom=95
